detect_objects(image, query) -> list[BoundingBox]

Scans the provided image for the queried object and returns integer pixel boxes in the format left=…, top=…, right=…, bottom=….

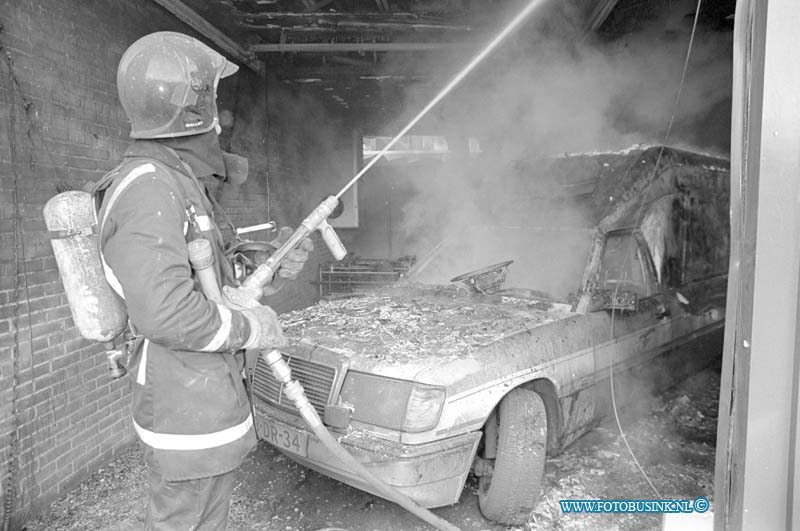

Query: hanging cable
left=1, top=43, right=24, bottom=531
left=262, top=70, right=271, bottom=223
left=1, top=35, right=60, bottom=529
left=606, top=0, right=704, bottom=499
left=609, top=290, right=663, bottom=498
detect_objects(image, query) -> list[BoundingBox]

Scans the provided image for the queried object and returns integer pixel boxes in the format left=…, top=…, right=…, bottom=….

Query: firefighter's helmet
left=117, top=31, right=238, bottom=139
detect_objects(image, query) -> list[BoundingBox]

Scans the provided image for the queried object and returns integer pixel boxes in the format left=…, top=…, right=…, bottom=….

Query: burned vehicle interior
left=410, top=146, right=729, bottom=311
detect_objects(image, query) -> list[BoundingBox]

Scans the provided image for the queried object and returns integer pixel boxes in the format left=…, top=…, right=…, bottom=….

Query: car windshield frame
left=405, top=224, right=597, bottom=301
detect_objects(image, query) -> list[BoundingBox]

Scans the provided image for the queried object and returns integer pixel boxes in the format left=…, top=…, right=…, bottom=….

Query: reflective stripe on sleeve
left=136, top=339, right=149, bottom=385
left=133, top=414, right=253, bottom=451
left=199, top=303, right=232, bottom=352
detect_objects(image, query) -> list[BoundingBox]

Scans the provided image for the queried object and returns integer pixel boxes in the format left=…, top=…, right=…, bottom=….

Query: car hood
left=279, top=284, right=575, bottom=379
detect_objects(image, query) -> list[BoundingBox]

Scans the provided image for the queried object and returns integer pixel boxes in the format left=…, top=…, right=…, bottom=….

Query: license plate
left=256, top=416, right=309, bottom=457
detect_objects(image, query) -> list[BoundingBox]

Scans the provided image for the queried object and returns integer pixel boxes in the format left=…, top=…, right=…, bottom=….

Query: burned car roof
left=500, top=145, right=730, bottom=230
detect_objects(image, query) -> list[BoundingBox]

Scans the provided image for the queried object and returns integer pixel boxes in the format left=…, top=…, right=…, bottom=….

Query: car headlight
left=403, top=383, right=446, bottom=432
left=340, top=371, right=445, bottom=433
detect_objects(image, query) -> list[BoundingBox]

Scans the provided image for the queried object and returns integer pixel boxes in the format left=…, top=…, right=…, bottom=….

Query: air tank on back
left=43, top=191, right=127, bottom=342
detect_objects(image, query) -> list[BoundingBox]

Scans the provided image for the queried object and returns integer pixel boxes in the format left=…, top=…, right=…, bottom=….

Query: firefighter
left=100, top=32, right=309, bottom=530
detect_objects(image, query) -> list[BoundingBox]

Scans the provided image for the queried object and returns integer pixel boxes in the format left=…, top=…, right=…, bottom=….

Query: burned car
left=249, top=146, right=729, bottom=525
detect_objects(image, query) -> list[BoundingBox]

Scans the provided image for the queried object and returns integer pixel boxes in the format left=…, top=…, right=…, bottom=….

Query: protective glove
left=270, top=226, right=314, bottom=280
left=241, top=305, right=287, bottom=350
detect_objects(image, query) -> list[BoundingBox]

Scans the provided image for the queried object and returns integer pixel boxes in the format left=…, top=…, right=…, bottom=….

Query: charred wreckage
left=248, top=145, right=730, bottom=525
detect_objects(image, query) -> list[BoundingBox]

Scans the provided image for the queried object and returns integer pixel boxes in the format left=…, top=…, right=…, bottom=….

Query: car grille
left=251, top=352, right=337, bottom=417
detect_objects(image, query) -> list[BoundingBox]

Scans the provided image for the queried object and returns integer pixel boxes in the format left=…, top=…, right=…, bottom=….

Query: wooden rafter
left=303, top=0, right=334, bottom=12
left=151, top=0, right=265, bottom=74
left=230, top=11, right=461, bottom=23
left=240, top=22, right=470, bottom=33
left=251, top=41, right=471, bottom=52
left=584, top=0, right=621, bottom=34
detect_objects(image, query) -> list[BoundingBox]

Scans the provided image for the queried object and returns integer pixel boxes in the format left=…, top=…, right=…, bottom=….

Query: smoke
left=261, top=79, right=355, bottom=223
left=356, top=0, right=732, bottom=296
left=395, top=8, right=732, bottom=159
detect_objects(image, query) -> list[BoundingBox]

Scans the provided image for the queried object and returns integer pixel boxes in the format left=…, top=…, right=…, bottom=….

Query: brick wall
left=0, top=0, right=348, bottom=524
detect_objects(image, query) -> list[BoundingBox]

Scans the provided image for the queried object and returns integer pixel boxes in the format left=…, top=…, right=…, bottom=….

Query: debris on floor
left=22, top=358, right=721, bottom=531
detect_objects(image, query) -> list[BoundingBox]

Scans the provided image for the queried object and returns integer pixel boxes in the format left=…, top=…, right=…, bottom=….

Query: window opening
left=599, top=233, right=650, bottom=297
left=362, top=134, right=480, bottom=163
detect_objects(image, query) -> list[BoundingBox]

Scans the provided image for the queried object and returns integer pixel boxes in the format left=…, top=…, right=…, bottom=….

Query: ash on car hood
left=279, top=285, right=573, bottom=374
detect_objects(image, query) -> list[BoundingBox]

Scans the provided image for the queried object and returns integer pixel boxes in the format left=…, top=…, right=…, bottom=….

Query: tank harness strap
left=94, top=159, right=193, bottom=358
left=45, top=165, right=127, bottom=241
left=85, top=163, right=124, bottom=196
left=202, top=179, right=238, bottom=236
left=48, top=226, right=96, bottom=240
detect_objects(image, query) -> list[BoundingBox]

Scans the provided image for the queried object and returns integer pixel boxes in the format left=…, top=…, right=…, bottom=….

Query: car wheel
left=478, top=388, right=547, bottom=525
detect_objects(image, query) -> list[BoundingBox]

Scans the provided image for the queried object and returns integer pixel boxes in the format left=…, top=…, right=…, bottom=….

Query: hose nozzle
left=261, top=349, right=322, bottom=429
left=263, top=349, right=291, bottom=383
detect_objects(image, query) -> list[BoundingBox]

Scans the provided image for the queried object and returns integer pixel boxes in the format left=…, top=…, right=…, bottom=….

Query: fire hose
left=188, top=238, right=460, bottom=531
left=261, top=349, right=462, bottom=531
left=188, top=1, right=548, bottom=528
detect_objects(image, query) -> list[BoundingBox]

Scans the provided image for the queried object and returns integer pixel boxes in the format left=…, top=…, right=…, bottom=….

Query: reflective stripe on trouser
left=133, top=415, right=253, bottom=451
left=146, top=448, right=237, bottom=531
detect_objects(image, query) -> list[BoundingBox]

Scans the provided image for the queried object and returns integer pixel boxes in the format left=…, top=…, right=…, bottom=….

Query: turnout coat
left=98, top=141, right=257, bottom=481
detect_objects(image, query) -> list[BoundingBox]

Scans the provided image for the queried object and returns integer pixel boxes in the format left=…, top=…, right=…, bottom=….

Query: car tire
left=478, top=388, right=547, bottom=525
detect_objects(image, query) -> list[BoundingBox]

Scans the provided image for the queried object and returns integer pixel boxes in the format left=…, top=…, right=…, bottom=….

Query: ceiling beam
left=230, top=9, right=471, bottom=33
left=271, top=64, right=428, bottom=82
left=231, top=11, right=456, bottom=23
left=251, top=41, right=472, bottom=53
left=151, top=0, right=265, bottom=74
left=304, top=0, right=335, bottom=12
left=584, top=0, right=621, bottom=33
left=241, top=21, right=470, bottom=32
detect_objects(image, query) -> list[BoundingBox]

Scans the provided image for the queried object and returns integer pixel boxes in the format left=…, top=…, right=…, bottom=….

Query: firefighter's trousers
left=145, top=450, right=237, bottom=531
